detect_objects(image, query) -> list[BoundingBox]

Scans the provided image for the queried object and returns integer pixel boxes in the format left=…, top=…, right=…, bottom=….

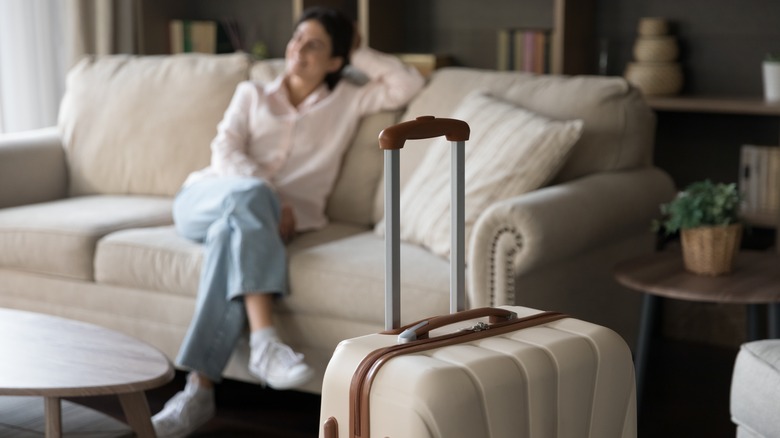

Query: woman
left=152, top=7, right=424, bottom=437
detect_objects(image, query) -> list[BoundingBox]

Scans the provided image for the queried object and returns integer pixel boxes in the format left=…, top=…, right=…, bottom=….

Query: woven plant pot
left=680, top=224, right=742, bottom=276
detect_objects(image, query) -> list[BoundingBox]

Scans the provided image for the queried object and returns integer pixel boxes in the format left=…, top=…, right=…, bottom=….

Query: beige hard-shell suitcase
left=319, top=117, right=637, bottom=438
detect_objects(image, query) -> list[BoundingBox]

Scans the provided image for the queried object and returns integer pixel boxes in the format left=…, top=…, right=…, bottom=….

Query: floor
left=68, top=337, right=739, bottom=438
left=637, top=338, right=738, bottom=437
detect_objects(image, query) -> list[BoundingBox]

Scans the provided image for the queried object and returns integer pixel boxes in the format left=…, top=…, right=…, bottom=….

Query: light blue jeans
left=172, top=176, right=287, bottom=382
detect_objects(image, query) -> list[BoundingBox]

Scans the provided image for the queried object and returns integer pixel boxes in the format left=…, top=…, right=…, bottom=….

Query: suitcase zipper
left=348, top=310, right=567, bottom=438
left=467, top=321, right=490, bottom=332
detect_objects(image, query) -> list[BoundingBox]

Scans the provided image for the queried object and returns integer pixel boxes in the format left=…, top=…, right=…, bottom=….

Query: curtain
left=0, top=0, right=66, bottom=133
left=66, top=0, right=144, bottom=67
left=0, top=0, right=142, bottom=134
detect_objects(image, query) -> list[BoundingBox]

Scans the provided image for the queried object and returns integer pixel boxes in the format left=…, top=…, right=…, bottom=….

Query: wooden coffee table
left=614, top=250, right=780, bottom=409
left=0, top=308, right=174, bottom=437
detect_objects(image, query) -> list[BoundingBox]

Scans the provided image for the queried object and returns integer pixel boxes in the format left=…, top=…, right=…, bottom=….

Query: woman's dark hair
left=295, top=6, right=354, bottom=89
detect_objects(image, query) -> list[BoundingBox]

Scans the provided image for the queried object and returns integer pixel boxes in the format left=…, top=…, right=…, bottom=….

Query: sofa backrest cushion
left=326, top=110, right=399, bottom=226
left=59, top=53, right=250, bottom=197
left=378, top=91, right=584, bottom=258
left=372, top=68, right=656, bottom=223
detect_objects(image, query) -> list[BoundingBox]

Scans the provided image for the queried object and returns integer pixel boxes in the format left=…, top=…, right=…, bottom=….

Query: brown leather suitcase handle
left=378, top=115, right=470, bottom=150
left=383, top=307, right=518, bottom=342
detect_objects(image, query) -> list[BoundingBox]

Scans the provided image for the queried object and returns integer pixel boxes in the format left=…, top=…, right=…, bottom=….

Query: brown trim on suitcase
left=379, top=307, right=518, bottom=338
left=348, top=310, right=568, bottom=438
left=323, top=416, right=338, bottom=438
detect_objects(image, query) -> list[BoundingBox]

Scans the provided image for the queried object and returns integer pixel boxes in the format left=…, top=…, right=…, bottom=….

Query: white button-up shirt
left=184, top=48, right=424, bottom=231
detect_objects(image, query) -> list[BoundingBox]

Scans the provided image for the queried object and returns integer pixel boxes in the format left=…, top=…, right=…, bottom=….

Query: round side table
left=614, top=250, right=780, bottom=409
left=0, top=308, right=174, bottom=437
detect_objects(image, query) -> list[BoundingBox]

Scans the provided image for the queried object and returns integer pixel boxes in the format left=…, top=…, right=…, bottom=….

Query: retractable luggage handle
left=379, top=116, right=470, bottom=330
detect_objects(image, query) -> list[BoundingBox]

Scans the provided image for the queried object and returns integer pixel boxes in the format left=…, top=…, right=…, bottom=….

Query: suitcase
left=319, top=116, right=637, bottom=438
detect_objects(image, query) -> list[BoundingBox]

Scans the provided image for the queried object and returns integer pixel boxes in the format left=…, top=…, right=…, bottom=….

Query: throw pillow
left=377, top=91, right=584, bottom=259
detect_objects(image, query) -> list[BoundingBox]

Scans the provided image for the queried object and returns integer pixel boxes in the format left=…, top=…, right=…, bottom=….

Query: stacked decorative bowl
left=624, top=17, right=683, bottom=96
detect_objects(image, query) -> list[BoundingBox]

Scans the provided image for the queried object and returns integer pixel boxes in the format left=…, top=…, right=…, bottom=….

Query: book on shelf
left=497, top=28, right=550, bottom=73
left=739, top=144, right=780, bottom=227
left=169, top=19, right=239, bottom=54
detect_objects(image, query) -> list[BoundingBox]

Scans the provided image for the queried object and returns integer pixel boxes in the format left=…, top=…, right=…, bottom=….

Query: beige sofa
left=0, top=52, right=674, bottom=393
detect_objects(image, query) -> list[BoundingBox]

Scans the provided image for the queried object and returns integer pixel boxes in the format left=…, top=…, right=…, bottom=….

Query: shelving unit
left=647, top=96, right=780, bottom=117
left=550, top=0, right=596, bottom=75
left=648, top=96, right=780, bottom=230
left=157, top=0, right=596, bottom=73
left=292, top=0, right=596, bottom=74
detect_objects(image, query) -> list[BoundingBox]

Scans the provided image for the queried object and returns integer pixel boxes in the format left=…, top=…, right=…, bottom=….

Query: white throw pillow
left=378, top=91, right=584, bottom=259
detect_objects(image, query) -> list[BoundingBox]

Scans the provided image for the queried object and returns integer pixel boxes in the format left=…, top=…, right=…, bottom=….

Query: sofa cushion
left=95, top=226, right=203, bottom=297
left=0, top=196, right=172, bottom=280
left=373, top=68, right=655, bottom=222
left=326, top=111, right=399, bottom=226
left=376, top=92, right=583, bottom=258
left=59, top=52, right=251, bottom=197
left=95, top=222, right=367, bottom=296
left=284, top=232, right=452, bottom=325
left=249, top=58, right=285, bottom=82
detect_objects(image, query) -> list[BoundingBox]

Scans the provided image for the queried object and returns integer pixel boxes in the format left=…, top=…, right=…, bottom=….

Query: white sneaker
left=249, top=337, right=314, bottom=390
left=152, top=376, right=215, bottom=438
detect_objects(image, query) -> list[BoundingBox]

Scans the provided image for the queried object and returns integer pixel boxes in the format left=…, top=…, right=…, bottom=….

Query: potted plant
left=653, top=180, right=742, bottom=275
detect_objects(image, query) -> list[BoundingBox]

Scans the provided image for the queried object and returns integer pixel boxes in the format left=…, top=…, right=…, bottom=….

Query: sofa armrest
left=0, top=127, right=68, bottom=208
left=467, top=167, right=675, bottom=307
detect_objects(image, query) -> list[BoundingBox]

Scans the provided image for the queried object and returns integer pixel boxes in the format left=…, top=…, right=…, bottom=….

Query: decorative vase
left=762, top=61, right=780, bottom=102
left=637, top=17, right=669, bottom=37
left=624, top=62, right=683, bottom=96
left=633, top=36, right=679, bottom=63
left=624, top=17, right=683, bottom=97
left=680, top=223, right=742, bottom=276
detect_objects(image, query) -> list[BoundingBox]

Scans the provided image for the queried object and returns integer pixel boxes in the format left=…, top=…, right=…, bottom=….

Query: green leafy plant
left=652, top=180, right=741, bottom=235
left=765, top=53, right=780, bottom=63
